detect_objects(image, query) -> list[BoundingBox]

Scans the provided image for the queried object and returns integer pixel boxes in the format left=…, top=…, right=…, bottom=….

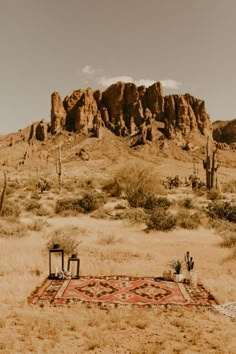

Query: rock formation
left=49, top=81, right=212, bottom=143
left=51, top=92, right=66, bottom=134
left=213, top=119, right=236, bottom=144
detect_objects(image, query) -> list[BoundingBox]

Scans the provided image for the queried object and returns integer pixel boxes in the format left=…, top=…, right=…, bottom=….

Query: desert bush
left=176, top=211, right=200, bottom=229
left=27, top=219, right=48, bottom=231
left=102, top=180, right=122, bottom=197
left=1, top=200, right=20, bottom=217
left=146, top=209, right=177, bottom=231
left=55, top=198, right=83, bottom=214
left=207, top=189, right=222, bottom=201
left=178, top=197, right=194, bottom=209
left=25, top=200, right=41, bottom=212
left=96, top=232, right=118, bottom=245
left=37, top=177, right=51, bottom=193
left=79, top=193, right=105, bottom=213
left=0, top=218, right=27, bottom=238
left=46, top=226, right=84, bottom=255
left=144, top=196, right=172, bottom=210
left=221, top=180, right=236, bottom=193
left=123, top=208, right=149, bottom=224
left=55, top=193, right=105, bottom=214
left=114, top=160, right=165, bottom=201
left=220, top=234, right=236, bottom=248
left=126, top=188, right=148, bottom=208
left=91, top=207, right=110, bottom=219
left=207, top=200, right=236, bottom=223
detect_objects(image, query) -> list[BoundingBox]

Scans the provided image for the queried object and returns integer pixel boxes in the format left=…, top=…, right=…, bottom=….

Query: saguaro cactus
left=0, top=171, right=7, bottom=215
left=56, top=145, right=62, bottom=189
left=203, top=136, right=219, bottom=189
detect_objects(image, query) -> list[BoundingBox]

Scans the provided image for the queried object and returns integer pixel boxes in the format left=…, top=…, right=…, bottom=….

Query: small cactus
left=185, top=251, right=194, bottom=271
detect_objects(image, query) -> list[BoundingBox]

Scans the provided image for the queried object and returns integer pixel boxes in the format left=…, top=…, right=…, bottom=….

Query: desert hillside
left=0, top=119, right=236, bottom=352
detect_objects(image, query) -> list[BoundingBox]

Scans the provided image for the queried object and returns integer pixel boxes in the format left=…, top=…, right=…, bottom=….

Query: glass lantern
left=68, top=254, right=80, bottom=279
left=48, top=244, right=64, bottom=279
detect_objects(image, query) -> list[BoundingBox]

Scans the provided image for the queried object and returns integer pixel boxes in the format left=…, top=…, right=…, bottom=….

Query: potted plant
left=184, top=251, right=195, bottom=284
left=169, top=259, right=184, bottom=283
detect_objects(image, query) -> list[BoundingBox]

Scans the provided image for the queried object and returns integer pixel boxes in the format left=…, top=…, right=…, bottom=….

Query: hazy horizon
left=1, top=0, right=236, bottom=134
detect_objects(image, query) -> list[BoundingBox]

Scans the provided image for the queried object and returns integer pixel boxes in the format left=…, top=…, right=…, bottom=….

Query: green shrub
left=146, top=209, right=176, bottom=231
left=207, top=201, right=236, bottom=223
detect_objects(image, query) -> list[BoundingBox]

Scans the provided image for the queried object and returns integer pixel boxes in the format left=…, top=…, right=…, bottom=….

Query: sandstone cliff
left=49, top=81, right=212, bottom=143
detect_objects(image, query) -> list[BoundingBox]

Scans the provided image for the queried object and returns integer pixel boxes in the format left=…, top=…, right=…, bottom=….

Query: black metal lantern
left=48, top=244, right=64, bottom=279
left=68, top=254, right=80, bottom=279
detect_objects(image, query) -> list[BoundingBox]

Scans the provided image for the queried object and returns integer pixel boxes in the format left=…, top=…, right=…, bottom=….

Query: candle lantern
left=68, top=254, right=80, bottom=279
left=48, top=244, right=64, bottom=279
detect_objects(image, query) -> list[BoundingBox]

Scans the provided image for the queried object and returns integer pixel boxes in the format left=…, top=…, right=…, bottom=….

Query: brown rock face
left=29, top=120, right=48, bottom=141
left=63, top=88, right=98, bottom=133
left=213, top=119, right=236, bottom=144
left=36, top=120, right=48, bottom=141
left=49, top=81, right=212, bottom=142
left=51, top=92, right=66, bottom=134
left=164, top=94, right=211, bottom=138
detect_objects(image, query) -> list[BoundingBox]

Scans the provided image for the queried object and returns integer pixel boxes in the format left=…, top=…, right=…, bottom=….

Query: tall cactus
left=56, top=145, right=62, bottom=190
left=0, top=171, right=7, bottom=215
left=203, top=136, right=219, bottom=189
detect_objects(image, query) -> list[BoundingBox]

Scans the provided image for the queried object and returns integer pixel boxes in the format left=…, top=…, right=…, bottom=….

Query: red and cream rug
left=29, top=275, right=217, bottom=308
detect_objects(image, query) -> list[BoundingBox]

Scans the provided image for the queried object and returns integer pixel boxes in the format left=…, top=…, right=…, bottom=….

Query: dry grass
left=46, top=225, right=85, bottom=255
left=0, top=154, right=236, bottom=353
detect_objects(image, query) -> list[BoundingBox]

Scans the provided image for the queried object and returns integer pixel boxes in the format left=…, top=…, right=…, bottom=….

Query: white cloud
left=161, top=80, right=182, bottom=89
left=82, top=65, right=96, bottom=75
left=134, top=79, right=155, bottom=87
left=97, top=76, right=133, bottom=87
left=97, top=75, right=182, bottom=89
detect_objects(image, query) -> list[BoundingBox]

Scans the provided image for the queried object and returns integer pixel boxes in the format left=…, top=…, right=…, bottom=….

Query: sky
left=0, top=0, right=236, bottom=134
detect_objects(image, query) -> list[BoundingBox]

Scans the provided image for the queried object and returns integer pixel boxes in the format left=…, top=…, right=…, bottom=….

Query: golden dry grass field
left=0, top=131, right=236, bottom=353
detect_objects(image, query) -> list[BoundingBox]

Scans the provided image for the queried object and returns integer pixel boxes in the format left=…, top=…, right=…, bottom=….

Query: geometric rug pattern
left=213, top=302, right=236, bottom=320
left=29, top=275, right=217, bottom=309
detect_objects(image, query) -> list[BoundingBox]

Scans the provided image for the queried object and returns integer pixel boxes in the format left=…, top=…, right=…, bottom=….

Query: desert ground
left=0, top=130, right=236, bottom=353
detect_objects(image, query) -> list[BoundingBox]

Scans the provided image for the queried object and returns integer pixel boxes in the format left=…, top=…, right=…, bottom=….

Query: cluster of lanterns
left=48, top=244, right=80, bottom=279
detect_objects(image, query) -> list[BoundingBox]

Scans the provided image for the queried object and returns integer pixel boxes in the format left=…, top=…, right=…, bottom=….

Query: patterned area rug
left=29, top=275, right=217, bottom=308
left=213, top=303, right=236, bottom=320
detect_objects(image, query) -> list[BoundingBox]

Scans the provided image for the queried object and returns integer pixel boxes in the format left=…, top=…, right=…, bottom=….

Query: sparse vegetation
left=55, top=193, right=105, bottom=214
left=46, top=226, right=84, bottom=255
left=178, top=197, right=194, bottom=209
left=146, top=209, right=176, bottom=231
left=96, top=232, right=119, bottom=245
left=144, top=196, right=172, bottom=210
left=207, top=189, right=222, bottom=201
left=207, top=200, right=236, bottom=223
left=176, top=211, right=200, bottom=229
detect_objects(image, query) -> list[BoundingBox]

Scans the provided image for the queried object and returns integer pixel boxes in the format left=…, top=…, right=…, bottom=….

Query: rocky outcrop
left=49, top=81, right=212, bottom=143
left=63, top=88, right=98, bottom=133
left=213, top=119, right=236, bottom=144
left=51, top=92, right=66, bottom=134
left=29, top=120, right=48, bottom=141
left=164, top=94, right=211, bottom=139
